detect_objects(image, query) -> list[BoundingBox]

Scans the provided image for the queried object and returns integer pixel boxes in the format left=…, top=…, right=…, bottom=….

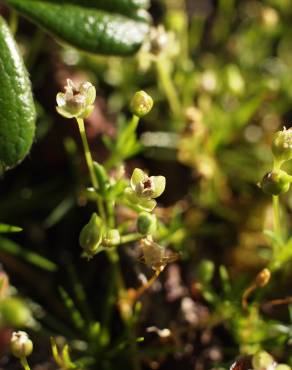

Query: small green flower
left=79, top=213, right=104, bottom=258
left=10, top=331, right=33, bottom=359
left=125, top=168, right=166, bottom=211
left=56, top=79, right=96, bottom=119
left=272, top=127, right=292, bottom=164
left=130, top=90, right=153, bottom=117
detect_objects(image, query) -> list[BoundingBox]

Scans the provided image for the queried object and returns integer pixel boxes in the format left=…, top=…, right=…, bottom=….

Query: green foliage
left=0, top=15, right=35, bottom=172
left=4, top=0, right=150, bottom=55
left=2, top=0, right=292, bottom=369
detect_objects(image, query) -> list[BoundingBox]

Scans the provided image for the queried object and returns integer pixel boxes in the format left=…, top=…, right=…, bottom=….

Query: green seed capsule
left=79, top=213, right=103, bottom=257
left=130, top=91, right=153, bottom=117
left=137, top=212, right=157, bottom=235
left=252, top=351, right=275, bottom=370
left=261, top=169, right=291, bottom=195
left=10, top=331, right=33, bottom=358
left=103, top=229, right=121, bottom=246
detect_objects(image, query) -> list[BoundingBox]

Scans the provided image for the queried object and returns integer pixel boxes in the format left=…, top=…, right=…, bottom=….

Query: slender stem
left=156, top=57, right=182, bottom=118
left=241, top=283, right=257, bottom=311
left=105, top=115, right=140, bottom=169
left=106, top=200, right=115, bottom=228
left=76, top=118, right=106, bottom=220
left=126, top=115, right=140, bottom=134
left=127, top=321, right=141, bottom=370
left=120, top=233, right=142, bottom=245
left=262, top=296, right=292, bottom=309
left=76, top=118, right=98, bottom=188
left=132, top=270, right=161, bottom=302
left=20, top=357, right=31, bottom=370
left=273, top=195, right=281, bottom=240
left=102, top=250, right=120, bottom=328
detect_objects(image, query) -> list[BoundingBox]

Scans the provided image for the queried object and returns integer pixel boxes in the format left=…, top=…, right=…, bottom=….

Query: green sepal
left=125, top=188, right=156, bottom=211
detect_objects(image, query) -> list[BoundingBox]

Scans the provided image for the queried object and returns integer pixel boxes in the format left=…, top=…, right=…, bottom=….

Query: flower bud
left=252, top=351, right=275, bottom=370
left=130, top=91, right=153, bottom=117
left=10, top=331, right=33, bottom=358
left=255, top=268, right=271, bottom=288
left=272, top=127, right=292, bottom=163
left=261, top=169, right=291, bottom=195
left=0, top=297, right=32, bottom=327
left=56, top=79, right=96, bottom=119
left=137, top=212, right=157, bottom=235
left=79, top=213, right=104, bottom=257
left=103, top=229, right=120, bottom=247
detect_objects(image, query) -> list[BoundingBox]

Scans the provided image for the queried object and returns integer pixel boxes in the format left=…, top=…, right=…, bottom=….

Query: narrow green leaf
left=44, top=196, right=74, bottom=228
left=0, top=236, right=57, bottom=271
left=58, top=287, right=85, bottom=331
left=5, top=0, right=150, bottom=55
left=0, top=223, right=22, bottom=233
left=219, top=265, right=231, bottom=295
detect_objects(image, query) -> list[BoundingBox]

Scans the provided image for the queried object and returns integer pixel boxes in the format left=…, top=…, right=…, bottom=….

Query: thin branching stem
left=273, top=195, right=281, bottom=241
left=156, top=57, right=182, bottom=119
left=76, top=118, right=106, bottom=221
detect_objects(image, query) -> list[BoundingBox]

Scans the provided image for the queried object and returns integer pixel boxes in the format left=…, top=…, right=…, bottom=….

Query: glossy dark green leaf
left=0, top=15, right=36, bottom=172
left=5, top=0, right=151, bottom=55
left=35, top=0, right=151, bottom=21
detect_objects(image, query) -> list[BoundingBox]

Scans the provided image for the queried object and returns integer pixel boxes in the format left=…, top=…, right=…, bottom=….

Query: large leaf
left=0, top=15, right=36, bottom=172
left=4, top=0, right=151, bottom=55
left=39, top=0, right=150, bottom=20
